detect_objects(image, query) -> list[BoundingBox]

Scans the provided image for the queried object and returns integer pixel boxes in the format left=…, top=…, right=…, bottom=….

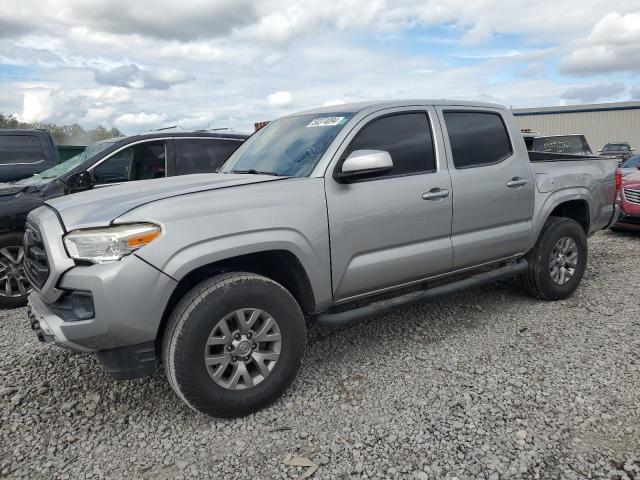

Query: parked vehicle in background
left=0, top=131, right=247, bottom=308
left=599, top=142, right=633, bottom=163
left=57, top=145, right=85, bottom=162
left=522, top=133, right=593, bottom=156
left=0, top=130, right=60, bottom=183
left=613, top=171, right=640, bottom=231
left=617, top=154, right=640, bottom=176
left=25, top=100, right=620, bottom=417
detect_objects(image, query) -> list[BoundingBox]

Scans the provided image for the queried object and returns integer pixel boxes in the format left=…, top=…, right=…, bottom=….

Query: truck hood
left=46, top=173, right=287, bottom=230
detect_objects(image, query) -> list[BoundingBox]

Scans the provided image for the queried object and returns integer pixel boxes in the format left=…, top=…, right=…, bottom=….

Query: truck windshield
left=220, top=113, right=354, bottom=177
left=16, top=139, right=118, bottom=186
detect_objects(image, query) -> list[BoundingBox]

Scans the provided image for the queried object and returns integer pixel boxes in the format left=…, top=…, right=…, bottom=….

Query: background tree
left=0, top=113, right=123, bottom=145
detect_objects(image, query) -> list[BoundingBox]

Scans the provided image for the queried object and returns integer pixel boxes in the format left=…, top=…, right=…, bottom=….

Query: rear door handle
left=422, top=188, right=450, bottom=200
left=506, top=177, right=528, bottom=188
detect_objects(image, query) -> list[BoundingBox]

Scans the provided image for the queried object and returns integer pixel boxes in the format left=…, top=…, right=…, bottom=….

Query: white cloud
left=322, top=99, right=346, bottom=107
left=94, top=64, right=194, bottom=90
left=114, top=112, right=168, bottom=130
left=267, top=90, right=294, bottom=108
left=560, top=11, right=640, bottom=74
left=2, top=0, right=640, bottom=134
left=21, top=90, right=57, bottom=123
left=560, top=83, right=627, bottom=102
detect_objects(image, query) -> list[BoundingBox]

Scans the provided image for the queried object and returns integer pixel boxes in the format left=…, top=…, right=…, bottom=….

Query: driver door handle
left=506, top=177, right=528, bottom=188
left=422, top=188, right=450, bottom=200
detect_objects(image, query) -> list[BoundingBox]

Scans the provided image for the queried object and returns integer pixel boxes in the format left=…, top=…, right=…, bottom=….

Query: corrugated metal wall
left=513, top=109, right=640, bottom=153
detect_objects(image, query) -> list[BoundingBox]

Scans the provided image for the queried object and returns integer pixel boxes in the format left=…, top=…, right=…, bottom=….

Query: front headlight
left=64, top=223, right=161, bottom=264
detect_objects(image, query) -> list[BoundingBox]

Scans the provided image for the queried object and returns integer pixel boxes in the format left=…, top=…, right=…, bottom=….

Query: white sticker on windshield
left=306, top=116, right=347, bottom=127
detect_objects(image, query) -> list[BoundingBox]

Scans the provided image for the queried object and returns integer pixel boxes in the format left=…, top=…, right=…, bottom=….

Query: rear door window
left=443, top=111, right=513, bottom=168
left=175, top=138, right=241, bottom=175
left=0, top=135, right=45, bottom=165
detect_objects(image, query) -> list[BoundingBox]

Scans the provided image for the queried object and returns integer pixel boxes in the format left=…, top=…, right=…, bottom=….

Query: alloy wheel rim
left=0, top=246, right=30, bottom=298
left=203, top=308, right=282, bottom=390
left=549, top=236, right=579, bottom=285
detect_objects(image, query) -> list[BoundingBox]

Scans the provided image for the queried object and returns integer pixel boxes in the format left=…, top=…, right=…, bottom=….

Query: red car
left=615, top=171, right=640, bottom=231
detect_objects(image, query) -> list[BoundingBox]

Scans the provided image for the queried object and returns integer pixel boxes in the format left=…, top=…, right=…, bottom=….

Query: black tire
left=0, top=232, right=30, bottom=309
left=521, top=217, right=587, bottom=300
left=162, top=272, right=306, bottom=417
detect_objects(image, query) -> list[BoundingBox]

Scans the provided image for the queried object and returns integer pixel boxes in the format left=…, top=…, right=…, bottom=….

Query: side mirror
left=334, top=150, right=393, bottom=182
left=67, top=171, right=94, bottom=191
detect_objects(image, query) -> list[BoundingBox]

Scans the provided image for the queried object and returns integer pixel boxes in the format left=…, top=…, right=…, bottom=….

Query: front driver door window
left=92, top=141, right=166, bottom=184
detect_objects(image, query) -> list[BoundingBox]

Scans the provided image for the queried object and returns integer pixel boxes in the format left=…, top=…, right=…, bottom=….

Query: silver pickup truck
left=24, top=100, right=620, bottom=417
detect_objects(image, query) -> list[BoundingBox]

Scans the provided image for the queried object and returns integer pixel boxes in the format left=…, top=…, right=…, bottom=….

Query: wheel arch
left=155, top=249, right=316, bottom=353
left=530, top=190, right=591, bottom=251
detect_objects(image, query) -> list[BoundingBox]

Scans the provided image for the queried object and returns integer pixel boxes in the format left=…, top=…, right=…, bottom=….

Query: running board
left=315, top=260, right=529, bottom=328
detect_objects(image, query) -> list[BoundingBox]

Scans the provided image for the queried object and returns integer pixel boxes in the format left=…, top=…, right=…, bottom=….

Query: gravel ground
left=1, top=230, right=639, bottom=480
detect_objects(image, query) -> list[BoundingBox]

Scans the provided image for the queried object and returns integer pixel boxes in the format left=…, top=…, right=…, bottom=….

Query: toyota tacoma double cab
left=25, top=100, right=620, bottom=417
left=0, top=131, right=247, bottom=308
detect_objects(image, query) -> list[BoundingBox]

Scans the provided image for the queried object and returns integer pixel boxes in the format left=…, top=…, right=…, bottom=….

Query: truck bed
left=528, top=151, right=601, bottom=163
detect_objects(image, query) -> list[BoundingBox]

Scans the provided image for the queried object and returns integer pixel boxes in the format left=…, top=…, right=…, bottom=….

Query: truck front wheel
left=521, top=216, right=587, bottom=300
left=0, top=232, right=30, bottom=309
left=162, top=272, right=306, bottom=417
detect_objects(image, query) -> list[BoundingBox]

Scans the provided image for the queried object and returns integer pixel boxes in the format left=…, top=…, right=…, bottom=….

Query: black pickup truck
left=0, top=130, right=61, bottom=183
left=0, top=131, right=247, bottom=308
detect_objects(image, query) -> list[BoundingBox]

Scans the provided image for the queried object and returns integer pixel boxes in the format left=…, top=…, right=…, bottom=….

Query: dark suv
left=0, top=130, right=61, bottom=183
left=599, top=143, right=633, bottom=163
left=0, top=131, right=247, bottom=308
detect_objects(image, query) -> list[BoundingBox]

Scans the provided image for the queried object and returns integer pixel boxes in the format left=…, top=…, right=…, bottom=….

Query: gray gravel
left=1, top=230, right=639, bottom=480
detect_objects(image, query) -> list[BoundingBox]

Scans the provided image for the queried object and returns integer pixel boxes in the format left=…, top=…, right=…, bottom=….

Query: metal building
left=512, top=101, right=640, bottom=153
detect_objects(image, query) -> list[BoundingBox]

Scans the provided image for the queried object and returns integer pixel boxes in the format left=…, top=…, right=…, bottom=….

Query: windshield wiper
left=230, top=169, right=280, bottom=176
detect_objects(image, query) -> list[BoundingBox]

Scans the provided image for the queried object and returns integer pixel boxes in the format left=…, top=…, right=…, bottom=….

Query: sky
left=1, top=0, right=640, bottom=134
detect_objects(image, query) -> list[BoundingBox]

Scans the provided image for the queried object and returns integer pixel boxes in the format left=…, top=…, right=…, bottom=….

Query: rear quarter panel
left=529, top=158, right=617, bottom=249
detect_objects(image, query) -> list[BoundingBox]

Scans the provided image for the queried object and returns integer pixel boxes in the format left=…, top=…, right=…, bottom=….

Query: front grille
left=24, top=222, right=50, bottom=289
left=624, top=188, right=640, bottom=205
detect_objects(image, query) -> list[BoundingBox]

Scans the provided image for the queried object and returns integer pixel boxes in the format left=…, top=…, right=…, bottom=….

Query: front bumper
left=25, top=206, right=178, bottom=378
left=28, top=253, right=177, bottom=351
left=27, top=293, right=94, bottom=352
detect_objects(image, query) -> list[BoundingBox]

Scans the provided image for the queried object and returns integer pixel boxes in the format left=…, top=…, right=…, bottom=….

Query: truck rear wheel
left=163, top=272, right=306, bottom=417
left=521, top=216, right=587, bottom=300
left=0, top=232, right=30, bottom=309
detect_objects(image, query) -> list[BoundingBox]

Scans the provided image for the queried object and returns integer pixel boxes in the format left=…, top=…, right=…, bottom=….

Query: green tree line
left=0, top=113, right=122, bottom=145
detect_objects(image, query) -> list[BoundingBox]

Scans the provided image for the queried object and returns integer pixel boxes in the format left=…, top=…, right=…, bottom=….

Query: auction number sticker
left=306, top=116, right=347, bottom=127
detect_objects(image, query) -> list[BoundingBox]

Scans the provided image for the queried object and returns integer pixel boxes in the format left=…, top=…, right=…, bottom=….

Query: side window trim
left=332, top=110, right=438, bottom=182
left=442, top=109, right=514, bottom=170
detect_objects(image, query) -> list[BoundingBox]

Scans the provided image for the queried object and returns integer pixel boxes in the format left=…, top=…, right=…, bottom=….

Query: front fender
left=116, top=177, right=334, bottom=310
left=157, top=228, right=332, bottom=307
